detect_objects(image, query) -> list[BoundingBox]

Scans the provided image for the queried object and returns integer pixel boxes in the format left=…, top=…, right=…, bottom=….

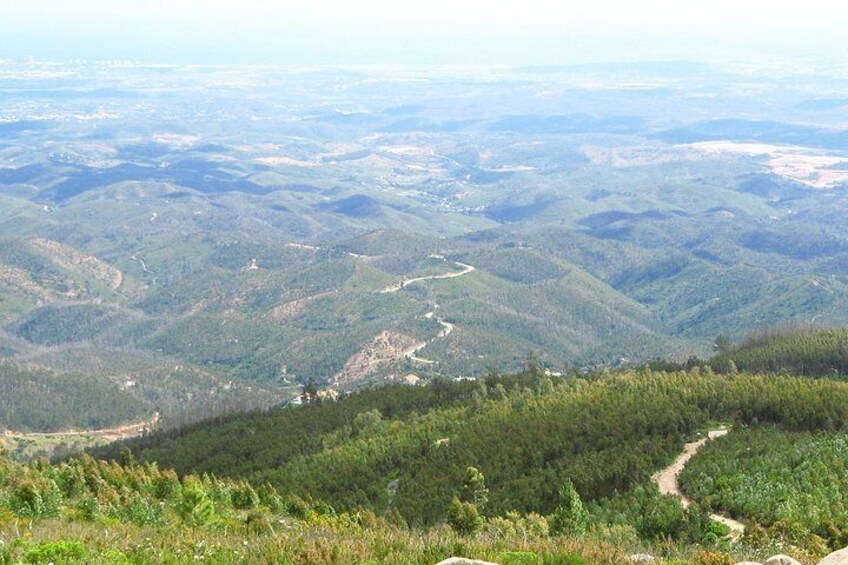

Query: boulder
left=735, top=562, right=763, bottom=565
left=764, top=556, right=801, bottom=565
left=436, top=559, right=499, bottom=565
left=819, top=548, right=848, bottom=565
left=627, top=554, right=657, bottom=563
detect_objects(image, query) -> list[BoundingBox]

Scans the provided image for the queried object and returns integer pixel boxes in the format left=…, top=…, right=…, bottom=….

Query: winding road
left=379, top=260, right=476, bottom=294
left=652, top=427, right=746, bottom=539
left=379, top=258, right=472, bottom=363
left=403, top=314, right=456, bottom=365
left=130, top=254, right=154, bottom=274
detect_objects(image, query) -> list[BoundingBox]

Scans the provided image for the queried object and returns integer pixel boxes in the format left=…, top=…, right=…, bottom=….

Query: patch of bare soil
left=331, top=331, right=422, bottom=387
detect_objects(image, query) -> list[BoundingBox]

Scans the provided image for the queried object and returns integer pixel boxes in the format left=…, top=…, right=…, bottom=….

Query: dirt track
left=404, top=315, right=456, bottom=365
left=379, top=261, right=476, bottom=293
left=4, top=412, right=159, bottom=443
left=652, top=427, right=746, bottom=538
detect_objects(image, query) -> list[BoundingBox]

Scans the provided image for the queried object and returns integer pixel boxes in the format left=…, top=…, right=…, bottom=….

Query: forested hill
left=712, top=327, right=848, bottom=376
left=93, top=367, right=848, bottom=527
left=11, top=359, right=848, bottom=562
left=0, top=362, right=147, bottom=432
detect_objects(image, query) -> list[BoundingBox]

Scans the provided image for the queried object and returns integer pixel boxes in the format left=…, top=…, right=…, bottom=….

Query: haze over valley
left=3, top=60, right=848, bottom=418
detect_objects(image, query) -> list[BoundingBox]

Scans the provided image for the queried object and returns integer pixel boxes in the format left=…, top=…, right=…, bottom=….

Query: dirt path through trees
left=652, top=427, right=746, bottom=538
left=379, top=260, right=476, bottom=293
left=404, top=314, right=456, bottom=365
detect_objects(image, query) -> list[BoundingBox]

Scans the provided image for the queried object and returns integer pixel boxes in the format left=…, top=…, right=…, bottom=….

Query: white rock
left=765, top=556, right=801, bottom=565
left=735, top=562, right=763, bottom=565
left=436, top=559, right=499, bottom=565
left=818, top=548, right=848, bottom=565
left=627, top=555, right=657, bottom=564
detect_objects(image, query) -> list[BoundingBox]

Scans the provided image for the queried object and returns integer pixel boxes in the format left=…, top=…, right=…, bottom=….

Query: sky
left=0, top=0, right=846, bottom=65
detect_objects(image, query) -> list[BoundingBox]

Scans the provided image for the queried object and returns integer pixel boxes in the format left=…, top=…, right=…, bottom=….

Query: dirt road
left=652, top=427, right=746, bottom=538
left=379, top=261, right=476, bottom=293
left=4, top=412, right=160, bottom=443
left=403, top=313, right=456, bottom=365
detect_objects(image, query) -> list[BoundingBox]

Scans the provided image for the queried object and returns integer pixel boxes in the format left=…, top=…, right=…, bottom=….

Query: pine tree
left=550, top=479, right=588, bottom=536
left=446, top=496, right=482, bottom=535
left=461, top=466, right=488, bottom=510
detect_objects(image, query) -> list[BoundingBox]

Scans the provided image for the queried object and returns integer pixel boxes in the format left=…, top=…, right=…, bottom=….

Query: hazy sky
left=1, top=0, right=846, bottom=65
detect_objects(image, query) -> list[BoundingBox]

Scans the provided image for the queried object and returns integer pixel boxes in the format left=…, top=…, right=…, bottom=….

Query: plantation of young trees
left=10, top=329, right=848, bottom=563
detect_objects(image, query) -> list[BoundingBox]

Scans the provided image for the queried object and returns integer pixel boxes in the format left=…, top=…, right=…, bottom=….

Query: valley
left=3, top=0, right=848, bottom=561
left=1, top=64, right=848, bottom=535
left=1, top=412, right=158, bottom=460
left=0, top=61, right=848, bottom=565
left=2, top=60, right=848, bottom=434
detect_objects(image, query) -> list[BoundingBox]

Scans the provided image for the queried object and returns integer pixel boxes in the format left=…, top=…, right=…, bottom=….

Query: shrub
left=461, top=467, right=489, bottom=510
left=257, top=483, right=286, bottom=513
left=487, top=512, right=549, bottom=539
left=7, top=477, right=62, bottom=519
left=691, top=550, right=733, bottom=565
left=231, top=481, right=260, bottom=510
left=542, top=554, right=587, bottom=565
left=23, top=541, right=88, bottom=565
left=245, top=509, right=273, bottom=534
left=177, top=478, right=215, bottom=526
left=499, top=551, right=541, bottom=565
left=550, top=480, right=588, bottom=536
left=54, top=465, right=86, bottom=498
left=117, top=492, right=163, bottom=527
left=152, top=470, right=181, bottom=501
left=284, top=495, right=311, bottom=519
left=447, top=496, right=482, bottom=535
left=76, top=495, right=100, bottom=522
left=208, top=479, right=232, bottom=507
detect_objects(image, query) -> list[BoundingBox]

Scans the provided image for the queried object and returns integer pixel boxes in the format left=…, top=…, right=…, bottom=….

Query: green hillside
left=713, top=327, right=848, bottom=376
left=94, top=368, right=848, bottom=542
left=0, top=362, right=147, bottom=433
left=0, top=364, right=841, bottom=563
left=0, top=449, right=704, bottom=564
left=681, top=426, right=848, bottom=543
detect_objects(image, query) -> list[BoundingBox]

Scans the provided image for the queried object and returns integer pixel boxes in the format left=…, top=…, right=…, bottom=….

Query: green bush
left=284, top=495, right=311, bottom=519
left=637, top=495, right=689, bottom=540
left=152, top=469, right=181, bottom=501
left=23, top=541, right=88, bottom=565
left=176, top=478, right=215, bottom=526
left=7, top=477, right=62, bottom=519
left=115, top=492, right=163, bottom=526
left=486, top=511, right=549, bottom=539
left=542, top=554, right=587, bottom=565
left=76, top=495, right=100, bottom=521
left=257, top=483, right=286, bottom=513
left=447, top=497, right=483, bottom=535
left=549, top=480, right=588, bottom=536
left=499, top=551, right=541, bottom=565
left=691, top=550, right=733, bottom=565
left=245, top=509, right=273, bottom=534
left=231, top=481, right=260, bottom=510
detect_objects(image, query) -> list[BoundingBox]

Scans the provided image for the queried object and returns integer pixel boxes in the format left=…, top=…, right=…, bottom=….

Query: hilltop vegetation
left=0, top=448, right=702, bottom=564
left=11, top=315, right=848, bottom=562
left=0, top=362, right=145, bottom=432
left=712, top=326, right=848, bottom=376
left=681, top=427, right=848, bottom=547
left=0, top=363, right=846, bottom=563
left=95, top=366, right=848, bottom=550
